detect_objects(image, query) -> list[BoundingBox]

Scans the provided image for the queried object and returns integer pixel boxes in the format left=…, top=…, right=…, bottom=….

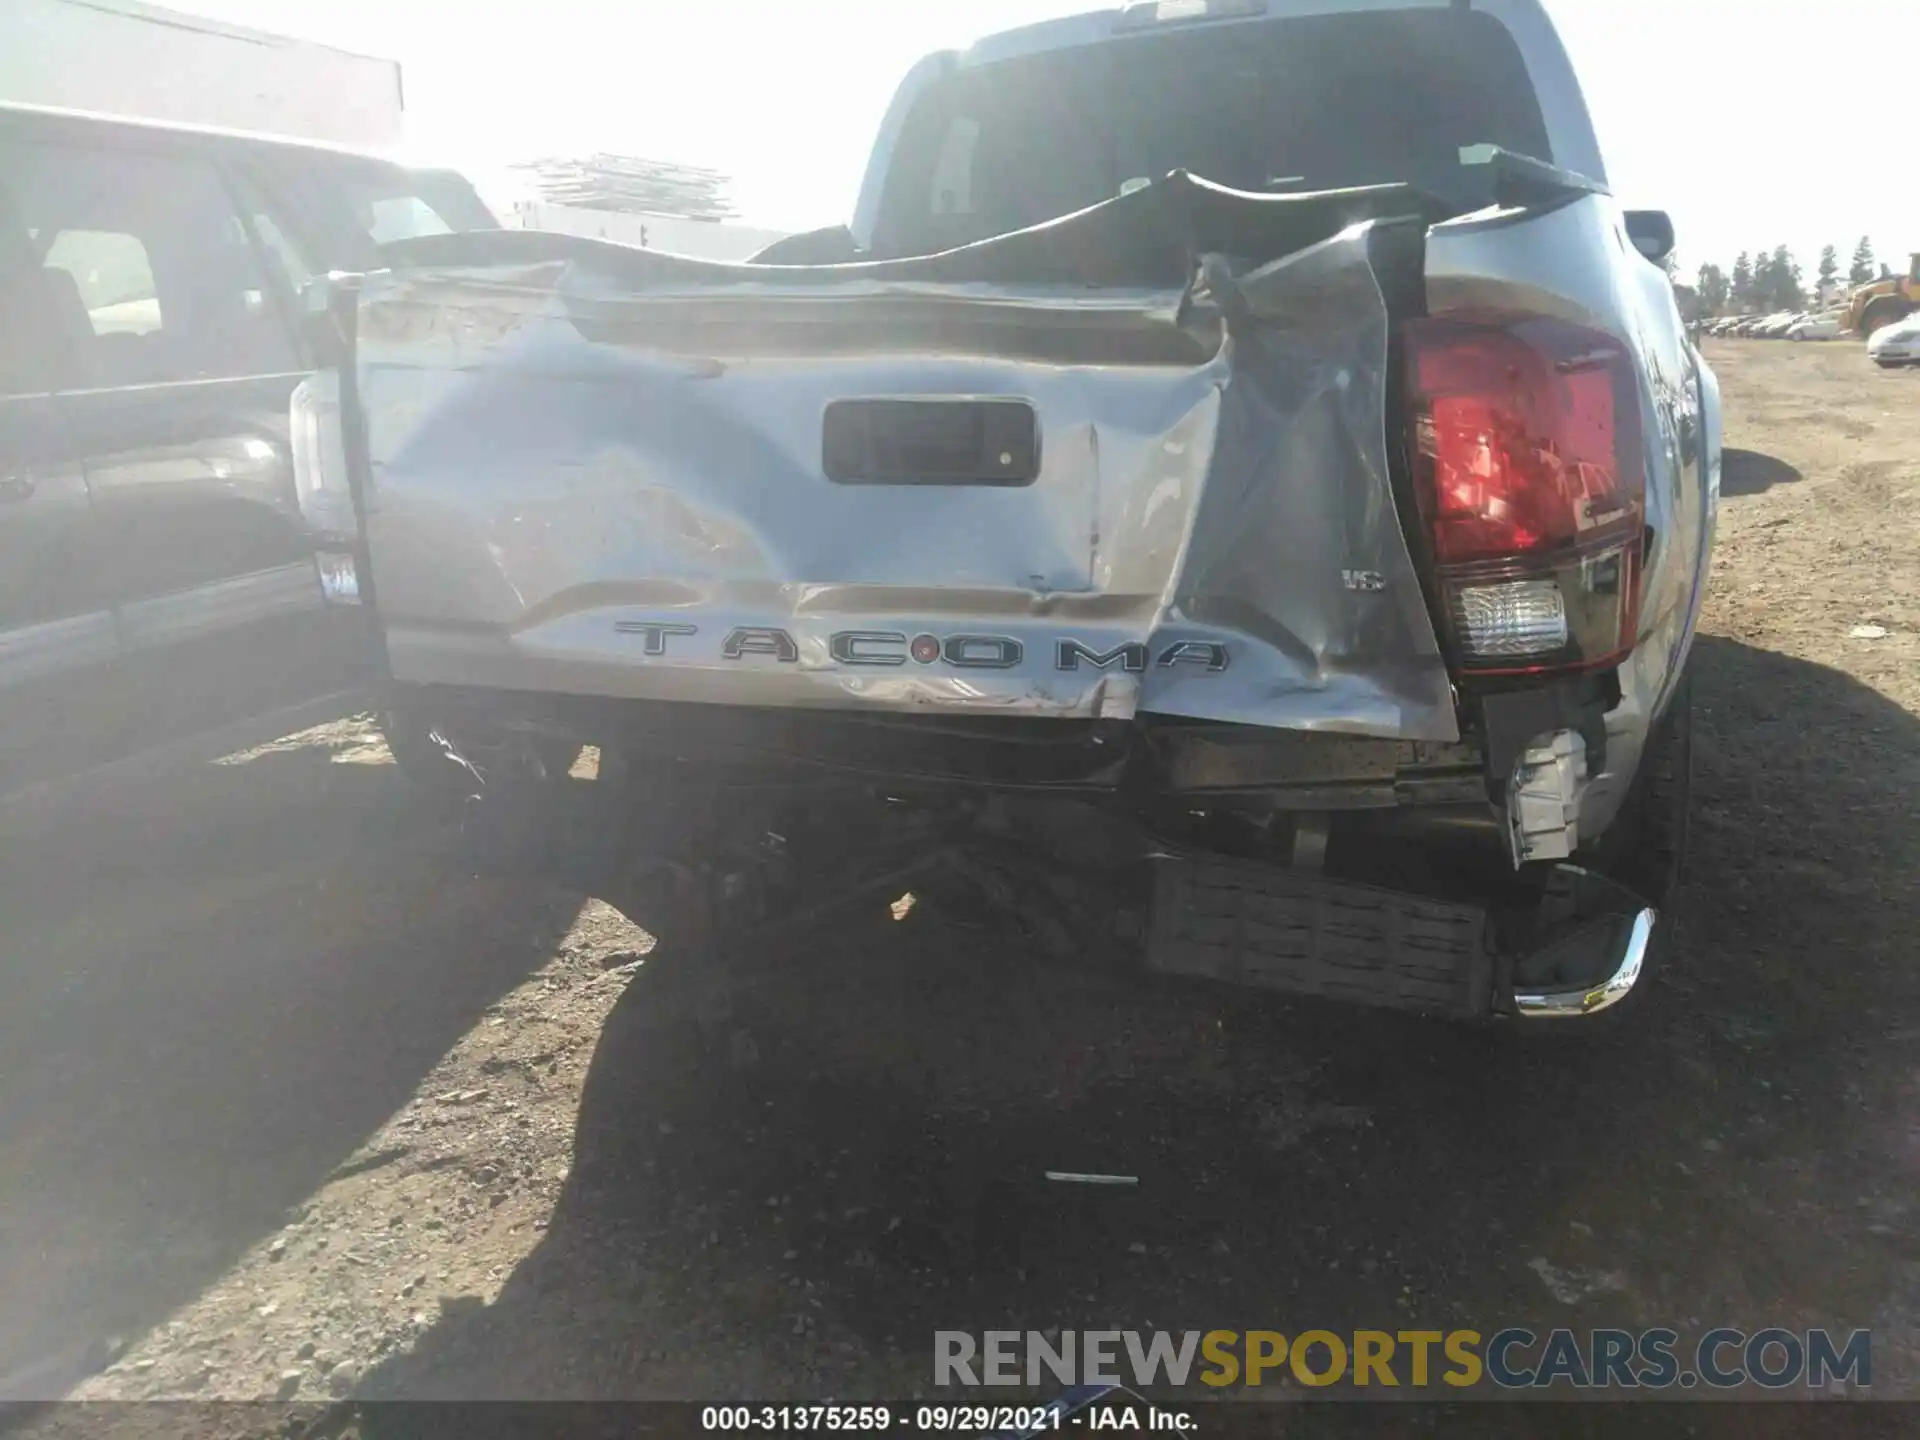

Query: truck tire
left=1860, top=299, right=1913, bottom=338
left=1599, top=673, right=1693, bottom=907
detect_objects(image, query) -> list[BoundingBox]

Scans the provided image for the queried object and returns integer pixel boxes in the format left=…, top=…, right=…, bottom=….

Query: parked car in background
left=1760, top=313, right=1806, bottom=338
left=0, top=101, right=496, bottom=792
left=1867, top=312, right=1920, bottom=367
left=1788, top=313, right=1844, bottom=341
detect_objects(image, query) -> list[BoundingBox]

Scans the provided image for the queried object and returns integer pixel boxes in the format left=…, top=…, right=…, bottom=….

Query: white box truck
left=0, top=0, right=403, bottom=149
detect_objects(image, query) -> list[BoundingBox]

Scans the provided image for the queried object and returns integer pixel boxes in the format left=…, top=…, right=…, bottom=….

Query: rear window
left=877, top=9, right=1552, bottom=257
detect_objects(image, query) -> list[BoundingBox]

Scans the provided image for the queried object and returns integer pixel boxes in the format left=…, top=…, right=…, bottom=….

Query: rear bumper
left=421, top=677, right=1653, bottom=1024
left=1512, top=906, right=1653, bottom=1018
left=385, top=680, right=1492, bottom=803
left=385, top=667, right=1661, bottom=885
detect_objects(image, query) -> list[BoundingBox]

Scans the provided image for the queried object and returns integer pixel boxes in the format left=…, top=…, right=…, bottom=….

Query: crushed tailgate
left=350, top=176, right=1459, bottom=741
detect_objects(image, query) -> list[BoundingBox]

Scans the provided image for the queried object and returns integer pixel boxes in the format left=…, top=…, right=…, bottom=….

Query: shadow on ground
left=0, top=742, right=575, bottom=1399
left=1719, top=449, right=1804, bottom=498
left=342, top=636, right=1920, bottom=1411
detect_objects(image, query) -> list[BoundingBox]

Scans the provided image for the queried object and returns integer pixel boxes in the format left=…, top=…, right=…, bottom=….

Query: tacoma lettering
left=615, top=621, right=1230, bottom=673
left=1057, top=641, right=1149, bottom=674
left=722, top=627, right=800, bottom=663
left=612, top=621, right=698, bottom=657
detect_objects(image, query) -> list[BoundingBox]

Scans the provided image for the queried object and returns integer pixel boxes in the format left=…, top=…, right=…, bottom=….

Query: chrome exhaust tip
left=1513, top=906, right=1656, bottom=1019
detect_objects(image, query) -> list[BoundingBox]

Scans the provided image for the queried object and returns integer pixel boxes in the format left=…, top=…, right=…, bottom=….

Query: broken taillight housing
left=1404, top=317, right=1646, bottom=675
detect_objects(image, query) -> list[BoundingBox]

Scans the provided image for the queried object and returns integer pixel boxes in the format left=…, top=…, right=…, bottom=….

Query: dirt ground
left=0, top=340, right=1915, bottom=1424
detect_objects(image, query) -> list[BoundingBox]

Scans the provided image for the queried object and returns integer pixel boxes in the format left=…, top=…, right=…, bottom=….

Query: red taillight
left=1405, top=318, right=1646, bottom=675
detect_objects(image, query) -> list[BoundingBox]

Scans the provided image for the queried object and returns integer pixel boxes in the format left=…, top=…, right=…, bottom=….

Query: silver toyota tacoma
left=296, top=0, right=1720, bottom=1024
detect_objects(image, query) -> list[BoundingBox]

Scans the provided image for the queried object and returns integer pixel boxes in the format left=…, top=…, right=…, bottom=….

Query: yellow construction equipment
left=1841, top=253, right=1920, bottom=336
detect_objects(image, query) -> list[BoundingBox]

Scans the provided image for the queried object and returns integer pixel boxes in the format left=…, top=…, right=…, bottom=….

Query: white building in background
left=509, top=200, right=790, bottom=263
left=0, top=0, right=404, bottom=148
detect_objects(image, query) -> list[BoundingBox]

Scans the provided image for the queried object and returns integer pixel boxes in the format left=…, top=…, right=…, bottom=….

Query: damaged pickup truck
left=294, top=0, right=1720, bottom=1025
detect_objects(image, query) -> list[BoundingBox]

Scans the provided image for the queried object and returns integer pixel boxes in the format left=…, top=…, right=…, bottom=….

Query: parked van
left=0, top=102, right=495, bottom=792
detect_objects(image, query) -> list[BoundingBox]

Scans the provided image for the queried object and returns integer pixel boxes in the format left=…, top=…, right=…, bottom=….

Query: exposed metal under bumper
left=1145, top=855, right=1653, bottom=1021
left=1512, top=907, right=1654, bottom=1019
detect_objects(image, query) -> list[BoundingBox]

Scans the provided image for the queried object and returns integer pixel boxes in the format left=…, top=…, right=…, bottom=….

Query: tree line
left=1692, top=237, right=1885, bottom=316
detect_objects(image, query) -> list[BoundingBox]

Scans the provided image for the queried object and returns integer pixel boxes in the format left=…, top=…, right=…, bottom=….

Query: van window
left=331, top=169, right=492, bottom=249
left=360, top=194, right=453, bottom=245
left=877, top=8, right=1553, bottom=256
left=42, top=230, right=162, bottom=336
left=244, top=208, right=314, bottom=292
left=0, top=140, right=297, bottom=386
left=249, top=152, right=496, bottom=269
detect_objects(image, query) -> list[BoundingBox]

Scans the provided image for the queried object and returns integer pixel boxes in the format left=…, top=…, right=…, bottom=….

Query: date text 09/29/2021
left=700, top=1404, right=1192, bottom=1432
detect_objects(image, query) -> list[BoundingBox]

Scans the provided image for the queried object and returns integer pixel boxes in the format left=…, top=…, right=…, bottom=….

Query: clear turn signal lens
left=1452, top=579, right=1568, bottom=659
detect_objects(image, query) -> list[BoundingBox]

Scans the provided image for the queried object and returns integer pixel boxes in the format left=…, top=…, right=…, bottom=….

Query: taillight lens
left=1405, top=317, right=1645, bottom=675
left=290, top=372, right=362, bottom=605
left=290, top=372, right=355, bottom=544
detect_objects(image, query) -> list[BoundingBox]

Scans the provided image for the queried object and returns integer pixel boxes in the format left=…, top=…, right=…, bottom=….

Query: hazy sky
left=177, top=0, right=1907, bottom=280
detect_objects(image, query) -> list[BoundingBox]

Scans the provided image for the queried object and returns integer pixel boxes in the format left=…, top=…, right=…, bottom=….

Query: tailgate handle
left=822, top=399, right=1039, bottom=487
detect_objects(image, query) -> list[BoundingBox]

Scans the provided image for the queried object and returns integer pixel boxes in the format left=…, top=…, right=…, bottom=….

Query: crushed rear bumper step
left=1146, top=856, right=1652, bottom=1020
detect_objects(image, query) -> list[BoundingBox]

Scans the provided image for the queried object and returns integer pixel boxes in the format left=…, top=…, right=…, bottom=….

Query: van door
left=0, top=163, right=121, bottom=790
left=1, top=132, right=350, bottom=759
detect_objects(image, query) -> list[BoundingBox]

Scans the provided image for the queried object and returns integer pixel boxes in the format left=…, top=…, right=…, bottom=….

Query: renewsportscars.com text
left=934, top=1328, right=1871, bottom=1391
